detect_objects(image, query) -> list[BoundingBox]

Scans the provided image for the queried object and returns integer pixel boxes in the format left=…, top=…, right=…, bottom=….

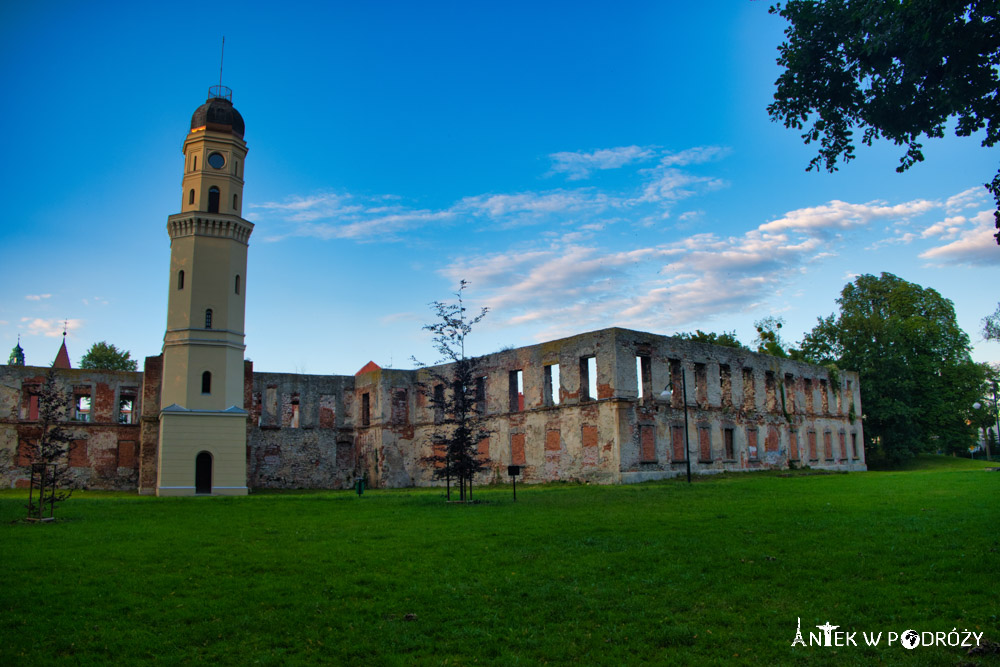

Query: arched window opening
left=208, top=186, right=220, bottom=213
left=193, top=155, right=198, bottom=171
left=234, top=159, right=239, bottom=176
left=177, top=270, right=185, bottom=290
left=188, top=188, right=195, bottom=205
left=195, top=451, right=212, bottom=494
left=233, top=193, right=238, bottom=210
left=205, top=309, right=213, bottom=329
left=201, top=371, right=212, bottom=394
left=235, top=274, right=240, bottom=295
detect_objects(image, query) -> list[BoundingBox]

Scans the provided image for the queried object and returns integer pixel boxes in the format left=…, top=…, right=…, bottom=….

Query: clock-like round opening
left=208, top=152, right=226, bottom=169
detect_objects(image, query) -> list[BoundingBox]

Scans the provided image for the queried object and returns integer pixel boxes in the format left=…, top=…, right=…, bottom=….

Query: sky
left=1, top=1, right=997, bottom=374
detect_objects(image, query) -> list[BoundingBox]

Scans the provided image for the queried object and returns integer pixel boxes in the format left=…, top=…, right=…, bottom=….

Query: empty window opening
left=391, top=389, right=408, bottom=425
left=784, top=373, right=795, bottom=413
left=724, top=428, right=735, bottom=460
left=851, top=432, right=858, bottom=458
left=188, top=188, right=195, bottom=205
left=361, top=392, right=371, bottom=427
left=74, top=393, right=91, bottom=422
left=208, top=186, right=220, bottom=213
left=205, top=309, right=213, bottom=329
left=544, top=363, right=560, bottom=406
left=742, top=368, right=755, bottom=411
left=475, top=376, right=487, bottom=414
left=201, top=371, right=211, bottom=394
left=509, top=370, right=524, bottom=412
left=820, top=379, right=830, bottom=414
left=694, top=363, right=707, bottom=406
left=668, top=359, right=682, bottom=407
left=235, top=274, right=240, bottom=295
left=192, top=155, right=197, bottom=171
left=636, top=355, right=651, bottom=400
left=433, top=384, right=445, bottom=423
left=290, top=396, right=300, bottom=428
left=118, top=391, right=136, bottom=425
left=580, top=356, right=597, bottom=401
left=233, top=193, right=238, bottom=210
left=804, top=378, right=814, bottom=414
left=719, top=364, right=732, bottom=408
left=764, top=371, right=777, bottom=412
left=177, top=270, right=185, bottom=290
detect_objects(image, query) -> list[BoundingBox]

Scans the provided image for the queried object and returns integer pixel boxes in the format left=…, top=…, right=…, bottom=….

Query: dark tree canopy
left=78, top=341, right=138, bottom=372
left=768, top=0, right=1000, bottom=240
left=798, top=272, right=986, bottom=462
left=673, top=330, right=746, bottom=349
left=983, top=302, right=1000, bottom=341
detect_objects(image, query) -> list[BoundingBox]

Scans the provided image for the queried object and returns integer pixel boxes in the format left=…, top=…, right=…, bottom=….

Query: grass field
left=2, top=456, right=998, bottom=665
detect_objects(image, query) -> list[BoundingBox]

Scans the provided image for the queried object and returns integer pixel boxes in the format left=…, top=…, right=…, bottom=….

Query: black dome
left=190, top=95, right=245, bottom=137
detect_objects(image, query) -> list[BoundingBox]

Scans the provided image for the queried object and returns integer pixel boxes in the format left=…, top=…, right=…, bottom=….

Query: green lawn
left=1, top=456, right=998, bottom=666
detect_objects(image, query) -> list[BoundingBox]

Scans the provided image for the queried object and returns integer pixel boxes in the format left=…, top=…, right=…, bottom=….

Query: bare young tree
left=414, top=281, right=491, bottom=501
left=23, top=370, right=75, bottom=520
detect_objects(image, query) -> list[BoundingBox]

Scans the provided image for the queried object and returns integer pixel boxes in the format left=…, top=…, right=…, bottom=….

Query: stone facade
left=0, top=327, right=865, bottom=491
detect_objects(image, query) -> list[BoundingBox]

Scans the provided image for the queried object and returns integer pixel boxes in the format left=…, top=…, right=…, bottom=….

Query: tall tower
left=156, top=85, right=252, bottom=496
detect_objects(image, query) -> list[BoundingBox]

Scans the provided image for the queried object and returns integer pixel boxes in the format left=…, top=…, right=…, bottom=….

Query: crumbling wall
left=0, top=365, right=144, bottom=490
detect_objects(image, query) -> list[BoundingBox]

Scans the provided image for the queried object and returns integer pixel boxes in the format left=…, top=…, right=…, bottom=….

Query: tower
left=156, top=85, right=252, bottom=496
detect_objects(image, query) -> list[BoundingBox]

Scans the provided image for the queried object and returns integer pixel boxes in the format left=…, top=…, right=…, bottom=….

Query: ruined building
left=0, top=88, right=865, bottom=493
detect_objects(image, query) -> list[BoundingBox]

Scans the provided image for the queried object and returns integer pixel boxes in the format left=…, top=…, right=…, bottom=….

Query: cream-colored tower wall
left=181, top=129, right=247, bottom=215
left=157, top=412, right=248, bottom=496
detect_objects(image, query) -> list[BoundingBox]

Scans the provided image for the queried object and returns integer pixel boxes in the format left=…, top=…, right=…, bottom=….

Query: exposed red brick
left=640, top=425, right=656, bottom=462
left=118, top=440, right=136, bottom=468
left=68, top=440, right=88, bottom=467
left=511, top=433, right=526, bottom=465
left=671, top=424, right=685, bottom=462
left=839, top=431, right=847, bottom=460
left=582, top=425, right=598, bottom=449
left=789, top=430, right=799, bottom=460
left=823, top=431, right=833, bottom=460
left=808, top=431, right=817, bottom=459
left=92, top=447, right=117, bottom=476
left=15, top=479, right=30, bottom=489
left=545, top=429, right=561, bottom=451
left=94, top=382, right=115, bottom=422
left=477, top=437, right=490, bottom=458
left=698, top=426, right=711, bottom=461
left=766, top=426, right=779, bottom=453
left=16, top=439, right=34, bottom=466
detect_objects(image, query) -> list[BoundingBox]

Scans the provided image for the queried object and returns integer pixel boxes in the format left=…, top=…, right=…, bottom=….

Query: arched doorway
left=195, top=451, right=213, bottom=494
left=208, top=186, right=220, bottom=213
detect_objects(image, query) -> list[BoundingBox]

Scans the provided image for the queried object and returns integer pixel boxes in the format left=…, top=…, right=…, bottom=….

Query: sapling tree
left=24, top=369, right=76, bottom=520
left=413, top=281, right=491, bottom=501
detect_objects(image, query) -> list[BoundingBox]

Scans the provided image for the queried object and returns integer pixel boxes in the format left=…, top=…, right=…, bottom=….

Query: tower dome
left=190, top=85, right=245, bottom=137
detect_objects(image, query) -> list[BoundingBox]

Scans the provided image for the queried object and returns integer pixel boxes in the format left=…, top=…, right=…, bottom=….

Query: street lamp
left=660, top=369, right=692, bottom=484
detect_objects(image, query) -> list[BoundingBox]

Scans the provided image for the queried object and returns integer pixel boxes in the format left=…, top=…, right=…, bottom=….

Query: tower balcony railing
left=208, top=85, right=233, bottom=102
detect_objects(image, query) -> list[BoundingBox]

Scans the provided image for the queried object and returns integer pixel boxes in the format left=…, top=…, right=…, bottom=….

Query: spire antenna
left=219, top=36, right=225, bottom=90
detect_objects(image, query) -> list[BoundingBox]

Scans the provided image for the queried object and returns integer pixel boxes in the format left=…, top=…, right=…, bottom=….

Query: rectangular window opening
left=636, top=355, right=652, bottom=400
left=290, top=397, right=300, bottom=428
left=118, top=390, right=137, bottom=425
left=361, top=392, right=371, bottom=427
left=544, top=363, right=560, bottom=406
left=74, top=392, right=91, bottom=422
left=476, top=376, right=487, bottom=414
left=724, top=428, right=735, bottom=460
left=433, top=384, right=445, bottom=423
left=580, top=356, right=597, bottom=402
left=508, top=370, right=523, bottom=412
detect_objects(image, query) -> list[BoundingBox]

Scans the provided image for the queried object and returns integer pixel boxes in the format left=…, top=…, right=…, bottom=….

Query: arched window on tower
left=205, top=309, right=213, bottom=329
left=178, top=270, right=185, bottom=290
left=202, top=371, right=211, bottom=394
left=188, top=189, right=195, bottom=205
left=233, top=194, right=238, bottom=210
left=208, top=187, right=220, bottom=213
left=193, top=155, right=198, bottom=171
left=235, top=275, right=240, bottom=295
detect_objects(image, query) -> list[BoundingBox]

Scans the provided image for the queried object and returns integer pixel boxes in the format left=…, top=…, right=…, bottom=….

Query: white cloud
left=25, top=294, right=52, bottom=301
left=921, top=216, right=966, bottom=240
left=548, top=145, right=655, bottom=180
left=945, top=186, right=988, bottom=213
left=919, top=211, right=999, bottom=266
left=658, top=146, right=730, bottom=167
left=20, top=318, right=83, bottom=337
left=758, top=199, right=936, bottom=234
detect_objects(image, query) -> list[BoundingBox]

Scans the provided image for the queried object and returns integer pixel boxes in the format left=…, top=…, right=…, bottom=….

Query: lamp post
left=661, top=368, right=692, bottom=484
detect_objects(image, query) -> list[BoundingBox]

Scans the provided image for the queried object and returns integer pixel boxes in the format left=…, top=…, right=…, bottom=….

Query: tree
left=23, top=370, right=75, bottom=519
left=674, top=330, right=746, bottom=349
left=768, top=1, right=1000, bottom=241
left=983, top=302, right=1000, bottom=341
left=414, top=281, right=491, bottom=501
left=79, top=341, right=138, bottom=371
left=754, top=316, right=790, bottom=357
left=798, top=272, right=986, bottom=462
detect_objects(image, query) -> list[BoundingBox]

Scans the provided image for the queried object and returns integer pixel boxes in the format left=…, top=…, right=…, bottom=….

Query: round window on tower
left=208, top=152, right=226, bottom=169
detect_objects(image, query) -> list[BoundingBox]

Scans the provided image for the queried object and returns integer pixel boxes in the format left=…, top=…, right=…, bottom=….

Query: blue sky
left=1, top=1, right=997, bottom=374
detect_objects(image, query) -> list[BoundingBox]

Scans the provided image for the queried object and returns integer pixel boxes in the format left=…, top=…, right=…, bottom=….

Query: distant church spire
left=8, top=334, right=25, bottom=366
left=53, top=327, right=71, bottom=369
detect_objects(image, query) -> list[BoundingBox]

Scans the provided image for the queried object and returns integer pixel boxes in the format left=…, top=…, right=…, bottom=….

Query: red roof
left=355, top=361, right=381, bottom=376
left=52, top=338, right=71, bottom=369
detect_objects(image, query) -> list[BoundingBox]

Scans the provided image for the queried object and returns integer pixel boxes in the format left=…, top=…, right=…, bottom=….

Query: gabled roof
left=355, top=361, right=381, bottom=376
